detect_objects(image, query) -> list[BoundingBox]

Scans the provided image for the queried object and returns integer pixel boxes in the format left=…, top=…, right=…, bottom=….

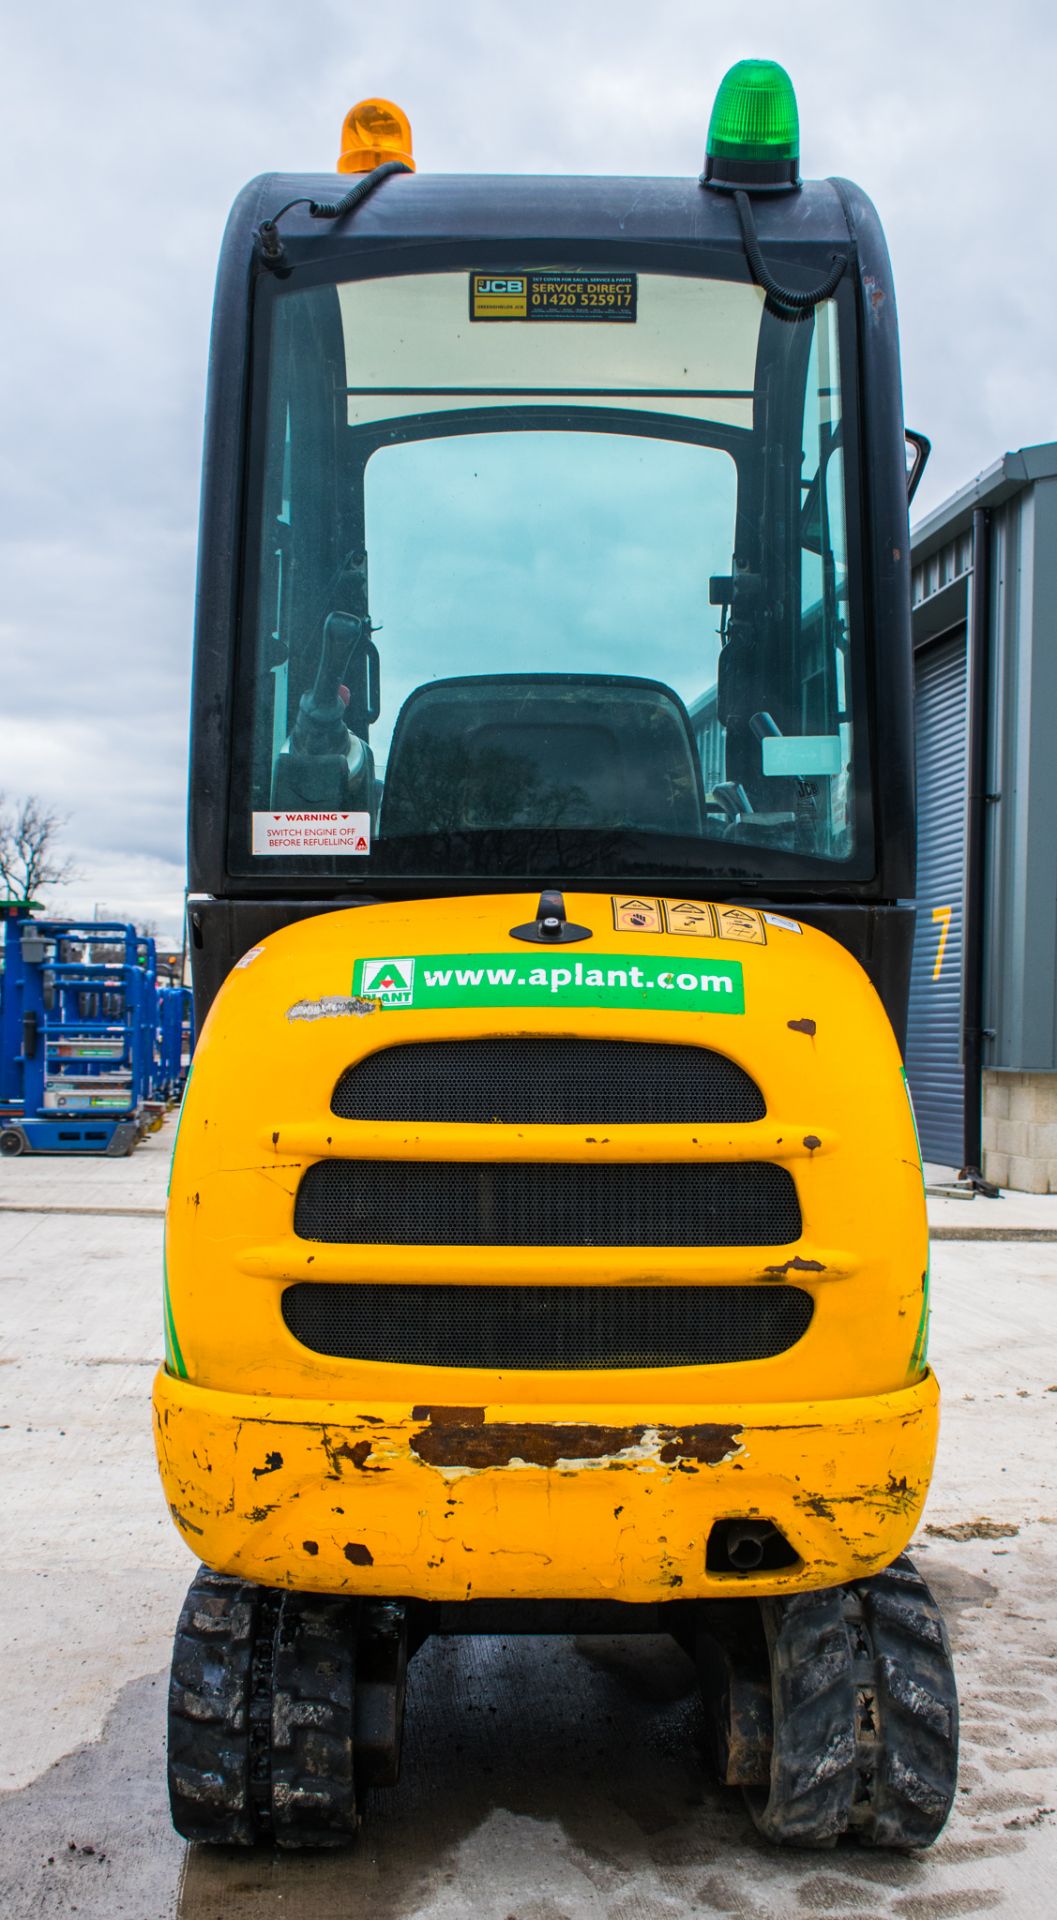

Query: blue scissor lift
left=156, top=981, right=195, bottom=1100
left=0, top=907, right=176, bottom=1155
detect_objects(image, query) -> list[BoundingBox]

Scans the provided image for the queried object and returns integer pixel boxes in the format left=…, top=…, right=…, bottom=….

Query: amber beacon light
left=338, top=98, right=415, bottom=174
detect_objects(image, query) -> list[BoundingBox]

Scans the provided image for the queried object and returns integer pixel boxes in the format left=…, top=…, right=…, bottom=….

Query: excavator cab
left=159, top=63, right=957, bottom=1852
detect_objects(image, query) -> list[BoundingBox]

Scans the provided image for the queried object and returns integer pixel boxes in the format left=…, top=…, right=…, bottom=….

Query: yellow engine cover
left=154, top=891, right=935, bottom=1602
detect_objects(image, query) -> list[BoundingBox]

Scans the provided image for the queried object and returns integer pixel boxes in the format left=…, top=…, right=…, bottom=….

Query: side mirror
left=905, top=430, right=931, bottom=505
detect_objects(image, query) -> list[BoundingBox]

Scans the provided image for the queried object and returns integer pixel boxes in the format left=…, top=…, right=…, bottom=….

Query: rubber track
left=270, top=1592, right=359, bottom=1847
left=846, top=1553, right=959, bottom=1849
left=167, top=1566, right=360, bottom=1846
left=168, top=1567, right=260, bottom=1844
left=749, top=1585, right=858, bottom=1845
left=744, top=1553, right=958, bottom=1849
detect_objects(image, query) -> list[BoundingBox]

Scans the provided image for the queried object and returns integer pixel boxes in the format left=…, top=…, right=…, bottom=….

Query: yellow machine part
left=154, top=890, right=934, bottom=1603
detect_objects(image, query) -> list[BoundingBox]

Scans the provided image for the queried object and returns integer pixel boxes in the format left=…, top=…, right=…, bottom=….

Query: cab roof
left=229, top=169, right=861, bottom=262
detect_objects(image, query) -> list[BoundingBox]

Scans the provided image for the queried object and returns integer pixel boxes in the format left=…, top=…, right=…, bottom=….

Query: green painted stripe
left=910, top=1250, right=931, bottom=1375
left=162, top=1237, right=188, bottom=1380
left=166, top=1061, right=193, bottom=1199
left=163, top=1063, right=191, bottom=1377
left=902, top=1068, right=930, bottom=1374
left=900, top=1066, right=924, bottom=1173
left=162, top=1308, right=174, bottom=1374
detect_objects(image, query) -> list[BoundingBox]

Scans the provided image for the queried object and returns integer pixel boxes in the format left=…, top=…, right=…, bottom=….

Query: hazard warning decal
left=251, top=812, right=371, bottom=856
left=612, top=897, right=662, bottom=932
left=663, top=900, right=716, bottom=937
left=714, top=905, right=766, bottom=945
left=609, top=895, right=768, bottom=944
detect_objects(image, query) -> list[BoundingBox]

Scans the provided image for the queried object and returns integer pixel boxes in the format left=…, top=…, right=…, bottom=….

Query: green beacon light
left=703, top=58, right=800, bottom=193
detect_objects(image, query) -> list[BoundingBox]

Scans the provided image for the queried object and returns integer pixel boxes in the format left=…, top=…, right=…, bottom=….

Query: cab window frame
left=227, top=241, right=874, bottom=891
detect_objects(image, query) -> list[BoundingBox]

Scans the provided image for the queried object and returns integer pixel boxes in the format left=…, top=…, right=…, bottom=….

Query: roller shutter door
left=905, top=630, right=968, bottom=1166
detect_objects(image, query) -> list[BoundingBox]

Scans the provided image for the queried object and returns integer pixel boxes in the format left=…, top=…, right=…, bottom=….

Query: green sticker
left=353, top=952, right=744, bottom=1014
left=910, top=1251, right=931, bottom=1376
left=900, top=1066, right=924, bottom=1174
left=162, top=1237, right=188, bottom=1380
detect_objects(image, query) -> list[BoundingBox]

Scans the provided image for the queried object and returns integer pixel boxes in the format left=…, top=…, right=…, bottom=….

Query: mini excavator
left=156, top=64, right=958, bottom=1849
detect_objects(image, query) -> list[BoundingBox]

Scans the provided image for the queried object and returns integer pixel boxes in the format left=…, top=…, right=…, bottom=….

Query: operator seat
left=379, top=673, right=705, bottom=837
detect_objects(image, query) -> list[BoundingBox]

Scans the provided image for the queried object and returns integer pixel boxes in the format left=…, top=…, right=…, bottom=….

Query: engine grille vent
left=331, top=1038, right=765, bottom=1126
left=281, top=1281, right=814, bottom=1370
left=293, top=1160, right=800, bottom=1247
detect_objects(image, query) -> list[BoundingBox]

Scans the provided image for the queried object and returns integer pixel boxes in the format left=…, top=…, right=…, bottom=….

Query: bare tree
left=0, top=793, right=79, bottom=903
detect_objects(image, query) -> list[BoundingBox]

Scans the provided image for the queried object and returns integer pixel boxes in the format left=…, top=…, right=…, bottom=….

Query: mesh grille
left=332, top=1038, right=765, bottom=1126
left=281, top=1281, right=814, bottom=1369
left=294, top=1160, right=800, bottom=1247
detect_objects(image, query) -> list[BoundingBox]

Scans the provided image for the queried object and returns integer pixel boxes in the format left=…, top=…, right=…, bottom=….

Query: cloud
left=6, top=0, right=1056, bottom=935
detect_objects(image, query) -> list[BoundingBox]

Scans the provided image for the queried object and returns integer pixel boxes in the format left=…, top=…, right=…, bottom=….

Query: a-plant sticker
left=353, top=953, right=744, bottom=1014
left=359, top=957, right=416, bottom=1007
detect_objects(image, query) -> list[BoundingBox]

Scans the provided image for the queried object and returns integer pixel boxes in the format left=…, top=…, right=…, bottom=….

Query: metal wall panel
left=983, top=483, right=1057, bottom=1071
left=906, top=631, right=968, bottom=1165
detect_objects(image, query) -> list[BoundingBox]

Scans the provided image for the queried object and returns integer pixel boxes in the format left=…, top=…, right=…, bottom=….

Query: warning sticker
left=611, top=895, right=773, bottom=944
left=663, top=900, right=717, bottom=938
left=715, top=905, right=766, bottom=945
left=763, top=912, right=802, bottom=935
left=470, top=271, right=637, bottom=322
left=251, top=812, right=371, bottom=856
left=612, top=896, right=662, bottom=932
left=353, top=952, right=744, bottom=1015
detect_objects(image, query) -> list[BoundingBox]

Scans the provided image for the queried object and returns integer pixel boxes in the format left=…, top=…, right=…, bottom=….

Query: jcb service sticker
left=470, top=271, right=637, bottom=322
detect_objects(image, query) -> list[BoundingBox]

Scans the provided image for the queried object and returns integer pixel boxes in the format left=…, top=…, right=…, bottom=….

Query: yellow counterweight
left=155, top=890, right=934, bottom=1602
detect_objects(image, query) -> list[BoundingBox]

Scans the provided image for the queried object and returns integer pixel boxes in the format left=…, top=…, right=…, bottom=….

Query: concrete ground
left=1, top=1122, right=1056, bottom=1919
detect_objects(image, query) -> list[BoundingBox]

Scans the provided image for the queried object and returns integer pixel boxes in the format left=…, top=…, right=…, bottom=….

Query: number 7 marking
left=931, top=904, right=952, bottom=980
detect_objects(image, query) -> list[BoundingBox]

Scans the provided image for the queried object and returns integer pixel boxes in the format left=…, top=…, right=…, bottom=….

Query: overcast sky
left=4, top=0, right=1055, bottom=938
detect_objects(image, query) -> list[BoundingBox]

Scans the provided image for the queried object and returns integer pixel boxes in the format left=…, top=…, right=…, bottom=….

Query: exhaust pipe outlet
left=705, top=1516, right=800, bottom=1575
left=725, top=1523, right=772, bottom=1571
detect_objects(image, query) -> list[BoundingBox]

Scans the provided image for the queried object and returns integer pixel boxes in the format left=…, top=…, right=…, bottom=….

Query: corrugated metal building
left=908, top=442, right=1057, bottom=1188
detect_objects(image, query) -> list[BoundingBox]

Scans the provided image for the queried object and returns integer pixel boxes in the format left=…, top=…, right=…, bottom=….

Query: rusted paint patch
left=410, top=1418, right=743, bottom=1470
left=344, top=1541, right=374, bottom=1565
left=251, top=1450, right=284, bottom=1478
left=787, top=1017, right=816, bottom=1036
left=862, top=271, right=886, bottom=318
left=303, top=1539, right=319, bottom=1555
left=803, top=1134, right=822, bottom=1153
left=763, top=1255, right=825, bottom=1276
left=286, top=995, right=378, bottom=1022
left=320, top=1430, right=388, bottom=1478
left=801, top=1492, right=835, bottom=1520
left=412, top=1404, right=486, bottom=1425
left=656, top=1426, right=743, bottom=1465
left=857, top=1473, right=920, bottom=1519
